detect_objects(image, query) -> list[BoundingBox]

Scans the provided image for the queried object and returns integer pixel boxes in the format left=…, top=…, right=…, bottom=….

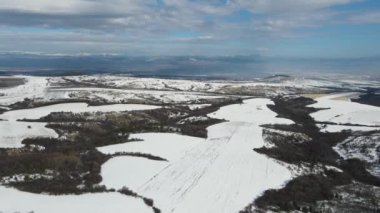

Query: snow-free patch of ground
left=0, top=186, right=152, bottom=213
left=310, top=93, right=380, bottom=126
left=99, top=98, right=294, bottom=213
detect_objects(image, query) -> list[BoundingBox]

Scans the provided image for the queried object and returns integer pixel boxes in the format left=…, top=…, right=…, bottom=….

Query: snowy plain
left=0, top=76, right=48, bottom=106
left=310, top=93, right=380, bottom=127
left=99, top=133, right=205, bottom=190
left=62, top=75, right=380, bottom=93
left=1, top=75, right=380, bottom=213
left=99, top=133, right=205, bottom=161
left=2, top=75, right=379, bottom=107
left=99, top=98, right=294, bottom=213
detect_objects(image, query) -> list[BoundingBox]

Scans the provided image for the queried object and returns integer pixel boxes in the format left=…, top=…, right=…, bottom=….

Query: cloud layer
left=0, top=0, right=378, bottom=56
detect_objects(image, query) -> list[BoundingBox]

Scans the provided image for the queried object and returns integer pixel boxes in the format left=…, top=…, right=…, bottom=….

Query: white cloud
left=347, top=10, right=380, bottom=24
left=0, top=0, right=360, bottom=32
left=0, top=0, right=372, bottom=55
left=234, top=0, right=360, bottom=13
left=0, top=0, right=152, bottom=14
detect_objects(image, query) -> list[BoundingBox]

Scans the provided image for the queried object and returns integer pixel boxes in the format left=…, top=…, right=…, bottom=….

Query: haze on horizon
left=0, top=0, right=379, bottom=59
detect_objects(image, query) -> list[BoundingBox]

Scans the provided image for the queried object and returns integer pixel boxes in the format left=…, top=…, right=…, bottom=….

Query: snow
left=0, top=103, right=160, bottom=121
left=101, top=156, right=168, bottom=190
left=208, top=98, right=294, bottom=125
left=188, top=104, right=211, bottom=110
left=0, top=103, right=160, bottom=148
left=0, top=75, right=380, bottom=213
left=1, top=173, right=54, bottom=184
left=99, top=133, right=204, bottom=190
left=98, top=133, right=204, bottom=161
left=52, top=87, right=224, bottom=104
left=99, top=98, right=293, bottom=213
left=61, top=75, right=380, bottom=96
left=333, top=134, right=380, bottom=177
left=325, top=165, right=343, bottom=173
left=2, top=75, right=380, bottom=108
left=138, top=99, right=293, bottom=213
left=62, top=75, right=228, bottom=92
left=310, top=93, right=380, bottom=126
left=0, top=76, right=48, bottom=106
left=2, top=75, right=380, bottom=212
left=0, top=186, right=151, bottom=213
left=0, top=121, right=58, bottom=148
left=334, top=135, right=380, bottom=163
left=177, top=116, right=209, bottom=124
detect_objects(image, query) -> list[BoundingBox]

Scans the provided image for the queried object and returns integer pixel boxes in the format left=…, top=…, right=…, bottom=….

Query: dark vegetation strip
left=118, top=187, right=161, bottom=213
left=0, top=106, right=9, bottom=114
left=8, top=98, right=155, bottom=110
left=110, top=152, right=168, bottom=161
left=0, top=77, right=25, bottom=88
left=316, top=121, right=380, bottom=128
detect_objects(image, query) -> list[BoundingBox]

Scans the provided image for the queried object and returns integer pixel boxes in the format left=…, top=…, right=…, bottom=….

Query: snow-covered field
left=0, top=76, right=48, bottom=106
left=311, top=93, right=380, bottom=127
left=2, top=75, right=379, bottom=107
left=1, top=102, right=160, bottom=121
left=99, top=98, right=294, bottom=213
left=0, top=121, right=58, bottom=148
left=101, top=156, right=168, bottom=191
left=51, top=87, right=224, bottom=104
left=0, top=185, right=152, bottom=213
left=62, top=75, right=380, bottom=93
left=99, top=133, right=205, bottom=190
left=0, top=103, right=160, bottom=148
left=99, top=133, right=205, bottom=161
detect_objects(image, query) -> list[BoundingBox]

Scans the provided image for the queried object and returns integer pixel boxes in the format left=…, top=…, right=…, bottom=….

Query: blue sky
left=0, top=0, right=379, bottom=58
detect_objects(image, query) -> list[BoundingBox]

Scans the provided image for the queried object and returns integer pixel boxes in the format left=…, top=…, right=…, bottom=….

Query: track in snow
left=101, top=98, right=293, bottom=213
